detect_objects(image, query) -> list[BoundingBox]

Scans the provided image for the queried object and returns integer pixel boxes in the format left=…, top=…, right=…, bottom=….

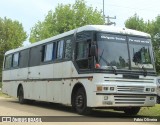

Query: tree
left=0, top=17, right=27, bottom=82
left=125, top=14, right=160, bottom=74
left=125, top=14, right=147, bottom=32
left=150, top=16, right=160, bottom=73
left=29, top=0, right=105, bottom=42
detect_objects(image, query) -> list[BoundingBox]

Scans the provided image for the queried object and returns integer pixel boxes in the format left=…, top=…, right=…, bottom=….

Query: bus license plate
left=103, top=101, right=113, bottom=105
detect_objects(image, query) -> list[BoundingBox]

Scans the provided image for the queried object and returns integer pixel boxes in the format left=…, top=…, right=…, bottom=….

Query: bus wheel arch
left=71, top=83, right=91, bottom=115
left=17, top=84, right=26, bottom=104
left=71, top=83, right=84, bottom=106
left=17, top=84, right=23, bottom=97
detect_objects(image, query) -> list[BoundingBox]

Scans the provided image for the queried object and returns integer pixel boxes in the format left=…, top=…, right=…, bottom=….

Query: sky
left=0, top=0, right=160, bottom=45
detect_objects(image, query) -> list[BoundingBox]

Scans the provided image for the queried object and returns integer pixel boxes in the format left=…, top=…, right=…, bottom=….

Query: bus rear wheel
left=18, top=86, right=26, bottom=104
left=123, top=107, right=140, bottom=115
left=74, top=87, right=91, bottom=115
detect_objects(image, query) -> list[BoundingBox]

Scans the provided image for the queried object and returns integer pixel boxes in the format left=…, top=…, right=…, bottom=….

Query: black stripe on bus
left=104, top=77, right=154, bottom=80
left=3, top=76, right=93, bottom=82
left=96, top=93, right=157, bottom=96
left=104, top=80, right=153, bottom=83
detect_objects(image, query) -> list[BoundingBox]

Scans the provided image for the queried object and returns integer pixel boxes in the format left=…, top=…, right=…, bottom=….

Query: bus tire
left=123, top=107, right=140, bottom=115
left=157, top=96, right=160, bottom=104
left=74, top=87, right=91, bottom=115
left=18, top=86, right=26, bottom=104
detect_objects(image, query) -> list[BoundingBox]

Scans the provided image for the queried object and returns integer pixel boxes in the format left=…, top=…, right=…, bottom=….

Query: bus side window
left=41, top=42, right=56, bottom=62
left=12, top=53, right=19, bottom=67
left=19, top=49, right=29, bottom=68
left=42, top=42, right=56, bottom=62
left=29, top=46, right=42, bottom=67
left=4, top=55, right=12, bottom=69
left=64, top=39, right=72, bottom=59
left=76, top=41, right=90, bottom=69
left=57, top=40, right=64, bottom=59
left=44, top=43, right=53, bottom=62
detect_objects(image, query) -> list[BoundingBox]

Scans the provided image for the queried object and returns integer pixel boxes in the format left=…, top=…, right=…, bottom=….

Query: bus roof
left=5, top=25, right=151, bottom=55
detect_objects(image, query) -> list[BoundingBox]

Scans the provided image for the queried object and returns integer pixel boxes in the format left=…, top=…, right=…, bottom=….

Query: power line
left=102, top=0, right=105, bottom=23
left=87, top=0, right=157, bottom=12
left=91, top=1, right=160, bottom=13
left=107, top=4, right=160, bottom=13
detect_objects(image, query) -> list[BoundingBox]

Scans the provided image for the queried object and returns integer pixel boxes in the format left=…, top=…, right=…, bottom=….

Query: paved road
left=0, top=97, right=159, bottom=125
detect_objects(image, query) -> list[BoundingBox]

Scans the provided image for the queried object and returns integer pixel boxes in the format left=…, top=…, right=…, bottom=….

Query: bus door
left=61, top=39, right=73, bottom=104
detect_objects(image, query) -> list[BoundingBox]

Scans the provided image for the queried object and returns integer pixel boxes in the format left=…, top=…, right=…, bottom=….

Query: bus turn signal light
left=97, top=86, right=102, bottom=91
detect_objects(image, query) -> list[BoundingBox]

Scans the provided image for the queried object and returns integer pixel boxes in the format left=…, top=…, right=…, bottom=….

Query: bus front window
left=129, top=37, right=154, bottom=70
left=97, top=33, right=129, bottom=70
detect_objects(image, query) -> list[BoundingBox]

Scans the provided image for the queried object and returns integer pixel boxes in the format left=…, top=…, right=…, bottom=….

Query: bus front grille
left=114, top=95, right=145, bottom=104
left=117, top=86, right=144, bottom=93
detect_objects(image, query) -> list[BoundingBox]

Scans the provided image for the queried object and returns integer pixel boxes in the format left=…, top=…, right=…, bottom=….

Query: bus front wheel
left=74, top=87, right=91, bottom=115
left=18, top=86, right=26, bottom=104
left=123, top=107, right=140, bottom=115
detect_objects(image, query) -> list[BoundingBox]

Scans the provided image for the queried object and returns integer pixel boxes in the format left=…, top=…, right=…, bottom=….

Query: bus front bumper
left=91, top=93, right=157, bottom=107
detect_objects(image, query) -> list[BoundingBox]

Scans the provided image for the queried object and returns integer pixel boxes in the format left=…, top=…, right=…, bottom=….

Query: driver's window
left=76, top=41, right=90, bottom=69
left=77, top=42, right=89, bottom=59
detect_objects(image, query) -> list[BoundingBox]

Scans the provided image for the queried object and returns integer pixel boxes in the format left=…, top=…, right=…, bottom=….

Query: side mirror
left=153, top=51, right=156, bottom=62
left=90, top=45, right=97, bottom=57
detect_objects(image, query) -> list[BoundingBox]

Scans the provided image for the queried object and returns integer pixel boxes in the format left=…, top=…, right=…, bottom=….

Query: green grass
left=138, top=104, right=160, bottom=116
left=0, top=91, right=4, bottom=96
left=0, top=90, right=10, bottom=98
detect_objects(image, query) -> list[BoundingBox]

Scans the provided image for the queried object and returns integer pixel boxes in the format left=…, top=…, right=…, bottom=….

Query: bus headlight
left=146, top=88, right=155, bottom=92
left=97, top=86, right=116, bottom=92
left=151, top=88, right=155, bottom=92
left=146, top=88, right=150, bottom=92
left=110, top=87, right=115, bottom=91
left=103, top=86, right=116, bottom=91
left=103, top=87, right=109, bottom=90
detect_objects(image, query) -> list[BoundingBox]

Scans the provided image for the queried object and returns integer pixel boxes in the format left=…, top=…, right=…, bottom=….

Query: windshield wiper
left=110, top=66, right=117, bottom=75
left=98, top=49, right=117, bottom=75
left=135, top=63, right=147, bottom=77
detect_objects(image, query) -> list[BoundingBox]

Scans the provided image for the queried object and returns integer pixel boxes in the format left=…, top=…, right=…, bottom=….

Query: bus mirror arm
left=90, top=45, right=97, bottom=57
left=153, top=51, right=156, bottom=62
left=90, top=45, right=98, bottom=63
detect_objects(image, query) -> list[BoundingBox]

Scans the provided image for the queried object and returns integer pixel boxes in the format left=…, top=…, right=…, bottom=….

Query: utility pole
left=103, top=0, right=116, bottom=26
left=106, top=16, right=116, bottom=26
left=103, top=0, right=105, bottom=18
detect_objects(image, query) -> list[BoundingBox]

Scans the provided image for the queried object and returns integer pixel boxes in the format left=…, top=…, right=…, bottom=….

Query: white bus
left=2, top=25, right=158, bottom=115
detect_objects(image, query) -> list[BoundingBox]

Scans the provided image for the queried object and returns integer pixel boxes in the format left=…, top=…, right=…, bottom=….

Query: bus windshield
left=129, top=37, right=154, bottom=70
left=97, top=33, right=154, bottom=71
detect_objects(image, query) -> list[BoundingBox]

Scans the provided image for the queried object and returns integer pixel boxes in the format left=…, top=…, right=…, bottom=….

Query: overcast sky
left=0, top=0, right=160, bottom=45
